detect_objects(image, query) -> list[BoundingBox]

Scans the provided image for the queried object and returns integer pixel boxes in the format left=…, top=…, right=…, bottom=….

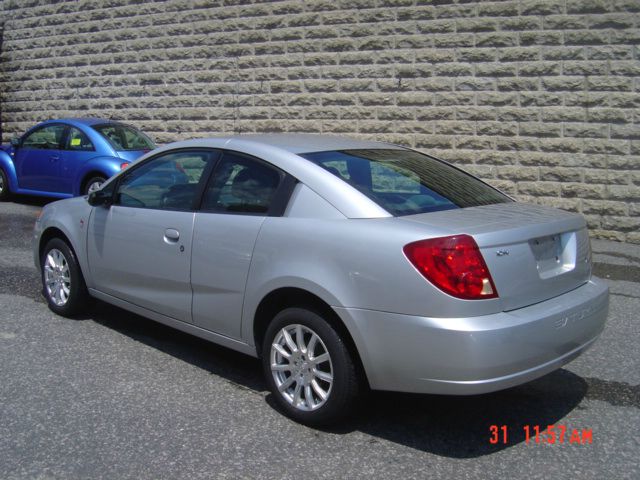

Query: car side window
left=22, top=125, right=66, bottom=150
left=202, top=153, right=282, bottom=215
left=66, top=127, right=94, bottom=151
left=115, top=150, right=212, bottom=211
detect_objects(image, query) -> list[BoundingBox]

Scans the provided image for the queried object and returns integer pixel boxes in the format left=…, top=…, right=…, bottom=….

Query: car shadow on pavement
left=344, top=370, right=588, bottom=457
left=86, top=301, right=266, bottom=392
left=86, top=300, right=588, bottom=459
left=9, top=195, right=55, bottom=208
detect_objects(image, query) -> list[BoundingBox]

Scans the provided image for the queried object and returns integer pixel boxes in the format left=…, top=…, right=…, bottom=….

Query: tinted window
left=93, top=124, right=155, bottom=151
left=66, top=127, right=94, bottom=151
left=22, top=125, right=66, bottom=150
left=202, top=153, right=281, bottom=214
left=116, top=151, right=211, bottom=210
left=302, top=149, right=511, bottom=216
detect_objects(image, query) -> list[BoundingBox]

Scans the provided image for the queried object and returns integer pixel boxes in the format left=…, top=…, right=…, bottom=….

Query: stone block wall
left=0, top=0, right=639, bottom=242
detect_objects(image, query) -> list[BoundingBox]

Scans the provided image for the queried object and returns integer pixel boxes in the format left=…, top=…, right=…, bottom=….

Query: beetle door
left=15, top=124, right=67, bottom=192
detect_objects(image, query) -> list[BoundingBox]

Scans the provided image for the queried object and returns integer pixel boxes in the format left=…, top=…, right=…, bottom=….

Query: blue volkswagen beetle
left=0, top=118, right=155, bottom=200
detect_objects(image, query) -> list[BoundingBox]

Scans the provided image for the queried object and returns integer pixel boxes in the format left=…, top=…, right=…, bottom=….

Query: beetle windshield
left=301, top=149, right=512, bottom=216
left=93, top=124, right=155, bottom=151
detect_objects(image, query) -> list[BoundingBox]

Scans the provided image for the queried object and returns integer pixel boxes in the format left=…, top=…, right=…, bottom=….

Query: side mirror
left=10, top=137, right=20, bottom=147
left=87, top=189, right=113, bottom=207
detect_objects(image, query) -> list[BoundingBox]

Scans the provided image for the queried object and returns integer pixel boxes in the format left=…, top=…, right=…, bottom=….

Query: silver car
left=33, top=134, right=609, bottom=425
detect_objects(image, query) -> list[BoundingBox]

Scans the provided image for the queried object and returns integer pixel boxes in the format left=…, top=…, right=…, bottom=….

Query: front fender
left=34, top=197, right=94, bottom=287
left=0, top=149, right=19, bottom=191
left=73, top=156, right=124, bottom=196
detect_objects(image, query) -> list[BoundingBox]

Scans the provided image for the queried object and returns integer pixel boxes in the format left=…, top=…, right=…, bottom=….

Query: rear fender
left=73, top=156, right=123, bottom=195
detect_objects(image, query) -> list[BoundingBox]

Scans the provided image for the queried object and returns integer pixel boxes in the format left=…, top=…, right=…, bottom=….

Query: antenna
left=234, top=57, right=240, bottom=134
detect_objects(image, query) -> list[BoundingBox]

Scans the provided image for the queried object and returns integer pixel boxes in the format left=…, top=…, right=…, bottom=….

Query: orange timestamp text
left=489, top=424, right=593, bottom=445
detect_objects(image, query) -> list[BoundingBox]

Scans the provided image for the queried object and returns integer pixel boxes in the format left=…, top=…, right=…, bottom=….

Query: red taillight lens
left=403, top=235, right=498, bottom=300
left=120, top=162, right=130, bottom=170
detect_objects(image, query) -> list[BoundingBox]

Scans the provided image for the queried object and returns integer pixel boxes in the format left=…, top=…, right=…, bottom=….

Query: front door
left=87, top=149, right=215, bottom=322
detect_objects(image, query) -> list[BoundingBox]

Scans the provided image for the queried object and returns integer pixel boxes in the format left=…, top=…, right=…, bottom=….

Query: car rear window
left=93, top=124, right=155, bottom=151
left=301, top=149, right=512, bottom=216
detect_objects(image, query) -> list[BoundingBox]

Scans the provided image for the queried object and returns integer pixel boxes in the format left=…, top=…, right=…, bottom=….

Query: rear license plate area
left=530, top=232, right=577, bottom=279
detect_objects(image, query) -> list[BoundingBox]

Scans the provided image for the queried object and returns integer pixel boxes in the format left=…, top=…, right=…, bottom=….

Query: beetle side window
left=115, top=151, right=212, bottom=211
left=202, top=153, right=282, bottom=215
left=92, top=124, right=155, bottom=151
left=65, top=127, right=94, bottom=151
left=22, top=125, right=66, bottom=150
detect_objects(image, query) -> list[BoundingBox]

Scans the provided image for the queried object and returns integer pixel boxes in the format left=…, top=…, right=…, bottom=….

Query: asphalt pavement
left=0, top=198, right=638, bottom=479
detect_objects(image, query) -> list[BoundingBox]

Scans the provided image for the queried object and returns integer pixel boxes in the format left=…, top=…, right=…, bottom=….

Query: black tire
left=83, top=175, right=106, bottom=195
left=41, top=238, right=89, bottom=317
left=0, top=168, right=11, bottom=201
left=262, top=307, right=360, bottom=426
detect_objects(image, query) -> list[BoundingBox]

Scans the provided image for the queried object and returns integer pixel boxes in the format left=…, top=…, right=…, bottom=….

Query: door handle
left=164, top=228, right=180, bottom=243
left=50, top=155, right=60, bottom=161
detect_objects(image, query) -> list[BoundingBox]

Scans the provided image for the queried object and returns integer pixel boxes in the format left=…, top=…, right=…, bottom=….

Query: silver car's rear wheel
left=44, top=248, right=71, bottom=307
left=270, top=324, right=334, bottom=411
left=262, top=307, right=360, bottom=425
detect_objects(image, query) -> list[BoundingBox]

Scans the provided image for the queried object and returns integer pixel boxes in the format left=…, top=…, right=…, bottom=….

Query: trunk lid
left=403, top=202, right=592, bottom=311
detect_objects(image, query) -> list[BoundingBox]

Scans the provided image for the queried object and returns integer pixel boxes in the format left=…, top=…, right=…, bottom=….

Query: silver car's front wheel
left=44, top=248, right=71, bottom=306
left=262, top=308, right=360, bottom=426
left=270, top=324, right=334, bottom=411
left=41, top=238, right=89, bottom=317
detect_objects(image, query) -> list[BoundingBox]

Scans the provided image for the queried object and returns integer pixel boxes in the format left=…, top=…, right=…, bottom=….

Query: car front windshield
left=93, top=124, right=155, bottom=151
left=301, top=149, right=512, bottom=216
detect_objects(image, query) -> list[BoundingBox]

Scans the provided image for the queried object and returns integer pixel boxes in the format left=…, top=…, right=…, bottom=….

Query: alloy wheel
left=44, top=248, right=71, bottom=306
left=270, top=324, right=334, bottom=411
left=87, top=180, right=103, bottom=194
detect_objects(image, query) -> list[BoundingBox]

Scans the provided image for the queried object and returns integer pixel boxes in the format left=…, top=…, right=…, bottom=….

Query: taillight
left=120, top=162, right=130, bottom=170
left=403, top=235, right=498, bottom=300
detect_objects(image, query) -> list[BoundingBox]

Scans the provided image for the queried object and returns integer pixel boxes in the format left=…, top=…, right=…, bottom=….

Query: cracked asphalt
left=0, top=199, right=638, bottom=479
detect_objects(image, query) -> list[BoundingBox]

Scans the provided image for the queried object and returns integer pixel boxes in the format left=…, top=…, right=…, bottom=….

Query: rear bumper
left=335, top=277, right=608, bottom=395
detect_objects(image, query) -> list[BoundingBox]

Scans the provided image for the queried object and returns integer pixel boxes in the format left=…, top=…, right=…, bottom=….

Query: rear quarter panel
left=241, top=216, right=504, bottom=345
left=72, top=156, right=123, bottom=195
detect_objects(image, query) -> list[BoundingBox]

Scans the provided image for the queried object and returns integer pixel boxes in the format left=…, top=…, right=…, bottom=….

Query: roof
left=39, top=118, right=127, bottom=127
left=169, top=133, right=406, bottom=154
left=232, top=133, right=404, bottom=153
